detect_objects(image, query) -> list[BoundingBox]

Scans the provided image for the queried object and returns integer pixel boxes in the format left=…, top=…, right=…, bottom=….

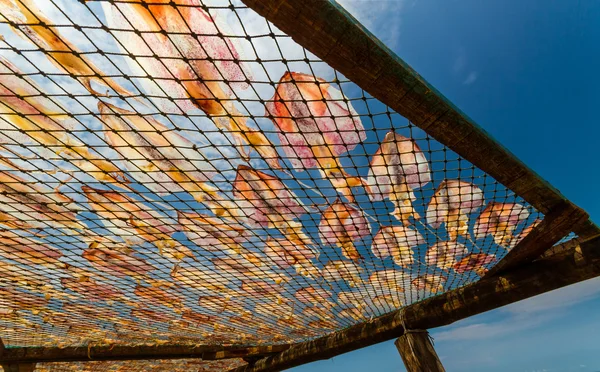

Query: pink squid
left=82, top=247, right=154, bottom=279
left=233, top=165, right=312, bottom=242
left=474, top=202, right=531, bottom=247
left=453, top=253, right=496, bottom=276
left=367, top=131, right=431, bottom=224
left=319, top=199, right=371, bottom=261
left=102, top=0, right=281, bottom=168
left=426, top=180, right=484, bottom=240
left=0, top=230, right=64, bottom=269
left=266, top=71, right=367, bottom=202
left=264, top=237, right=320, bottom=278
left=371, top=225, right=426, bottom=268
left=177, top=211, right=249, bottom=255
left=425, top=241, right=469, bottom=270
left=82, top=186, right=192, bottom=260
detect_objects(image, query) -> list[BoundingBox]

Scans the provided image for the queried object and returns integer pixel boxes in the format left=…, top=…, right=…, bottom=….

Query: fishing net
left=0, top=1, right=544, bottom=370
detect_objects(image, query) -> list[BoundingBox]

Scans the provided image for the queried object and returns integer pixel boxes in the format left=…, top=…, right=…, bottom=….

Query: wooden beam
left=395, top=331, right=445, bottom=372
left=573, top=219, right=600, bottom=241
left=0, top=344, right=291, bottom=364
left=240, top=0, right=583, bottom=217
left=229, top=237, right=600, bottom=372
left=0, top=363, right=36, bottom=372
left=485, top=201, right=589, bottom=277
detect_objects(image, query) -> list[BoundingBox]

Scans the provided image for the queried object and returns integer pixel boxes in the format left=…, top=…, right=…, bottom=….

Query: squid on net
left=134, top=284, right=184, bottom=309
left=425, top=241, right=469, bottom=270
left=254, top=301, right=295, bottom=320
left=212, top=256, right=290, bottom=285
left=197, top=295, right=246, bottom=315
left=0, top=230, right=64, bottom=269
left=322, top=260, right=364, bottom=288
left=367, top=131, right=431, bottom=225
left=453, top=253, right=496, bottom=276
left=371, top=225, right=426, bottom=268
left=177, top=211, right=250, bottom=255
left=0, top=58, right=128, bottom=186
left=474, top=202, right=530, bottom=247
left=82, top=186, right=192, bottom=260
left=426, top=180, right=484, bottom=240
left=171, top=265, right=234, bottom=294
left=266, top=72, right=368, bottom=202
left=99, top=102, right=219, bottom=201
left=102, top=0, right=281, bottom=168
left=0, top=171, right=85, bottom=231
left=372, top=294, right=404, bottom=311
left=263, top=237, right=320, bottom=279
left=507, top=218, right=541, bottom=250
left=240, top=280, right=284, bottom=304
left=0, top=259, right=50, bottom=290
left=368, top=270, right=409, bottom=294
left=82, top=247, right=155, bottom=279
left=232, top=165, right=312, bottom=243
left=319, top=199, right=371, bottom=262
left=1, top=0, right=138, bottom=98
left=0, top=287, right=49, bottom=313
left=60, top=276, right=124, bottom=303
left=411, top=274, right=447, bottom=293
left=294, top=287, right=335, bottom=308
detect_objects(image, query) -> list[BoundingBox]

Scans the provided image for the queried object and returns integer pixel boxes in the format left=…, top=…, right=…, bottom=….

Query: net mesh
left=0, top=0, right=543, bottom=364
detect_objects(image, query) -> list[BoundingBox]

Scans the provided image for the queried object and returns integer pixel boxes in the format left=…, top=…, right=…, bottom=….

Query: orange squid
left=0, top=171, right=85, bottom=231
left=267, top=72, right=368, bottom=202
left=98, top=102, right=221, bottom=201
left=0, top=230, right=64, bottom=269
left=102, top=0, right=281, bottom=168
left=177, top=211, right=250, bottom=255
left=82, top=186, right=192, bottom=260
left=367, top=132, right=431, bottom=224
left=1, top=0, right=137, bottom=98
left=319, top=199, right=371, bottom=261
left=233, top=165, right=312, bottom=243
left=82, top=247, right=155, bottom=279
left=473, top=202, right=531, bottom=247
left=264, top=237, right=320, bottom=279
left=371, top=225, right=426, bottom=268
left=0, top=57, right=127, bottom=186
left=426, top=180, right=484, bottom=240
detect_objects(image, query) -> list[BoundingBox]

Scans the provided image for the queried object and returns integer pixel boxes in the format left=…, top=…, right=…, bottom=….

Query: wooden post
left=395, top=331, right=445, bottom=372
left=0, top=363, right=37, bottom=372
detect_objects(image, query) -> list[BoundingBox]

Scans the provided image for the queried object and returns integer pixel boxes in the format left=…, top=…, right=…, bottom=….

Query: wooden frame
left=0, top=0, right=598, bottom=370
left=228, top=236, right=600, bottom=372
left=0, top=344, right=290, bottom=364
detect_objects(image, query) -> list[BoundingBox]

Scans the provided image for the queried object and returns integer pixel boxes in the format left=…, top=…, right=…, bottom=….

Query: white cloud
left=336, top=0, right=404, bottom=49
left=453, top=47, right=467, bottom=73
left=463, top=71, right=478, bottom=85
left=434, top=276, right=600, bottom=342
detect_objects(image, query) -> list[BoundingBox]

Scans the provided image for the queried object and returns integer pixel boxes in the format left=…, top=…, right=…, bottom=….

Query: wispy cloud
left=453, top=46, right=478, bottom=85
left=463, top=71, right=478, bottom=85
left=435, top=277, right=600, bottom=342
left=453, top=47, right=467, bottom=74
left=336, top=0, right=404, bottom=49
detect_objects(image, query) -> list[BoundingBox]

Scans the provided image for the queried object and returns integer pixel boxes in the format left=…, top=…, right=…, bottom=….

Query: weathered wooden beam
left=0, top=344, right=291, bottom=364
left=240, top=0, right=583, bottom=217
left=573, top=219, right=600, bottom=241
left=229, top=237, right=600, bottom=372
left=395, top=331, right=445, bottom=372
left=0, top=363, right=36, bottom=372
left=485, top=202, right=589, bottom=277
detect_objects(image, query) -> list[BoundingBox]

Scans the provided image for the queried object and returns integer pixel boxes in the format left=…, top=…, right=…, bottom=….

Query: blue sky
left=292, top=0, right=600, bottom=371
